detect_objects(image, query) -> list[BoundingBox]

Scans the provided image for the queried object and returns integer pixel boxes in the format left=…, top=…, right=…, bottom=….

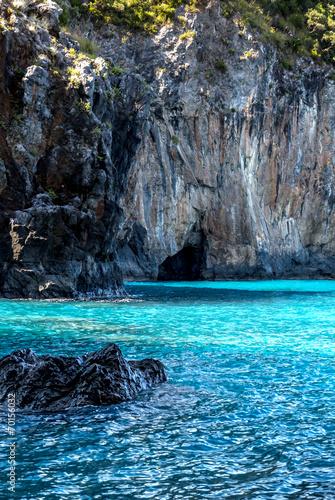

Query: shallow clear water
left=1, top=280, right=335, bottom=499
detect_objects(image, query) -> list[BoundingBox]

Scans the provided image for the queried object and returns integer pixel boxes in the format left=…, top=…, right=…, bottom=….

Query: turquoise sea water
left=1, top=280, right=335, bottom=499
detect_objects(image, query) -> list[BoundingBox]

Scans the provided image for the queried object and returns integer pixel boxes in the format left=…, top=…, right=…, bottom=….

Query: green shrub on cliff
left=215, top=60, right=228, bottom=71
left=221, top=0, right=335, bottom=64
left=305, top=3, right=335, bottom=61
left=58, top=0, right=335, bottom=65
left=73, top=34, right=99, bottom=58
left=108, top=64, right=124, bottom=75
left=75, top=99, right=92, bottom=114
left=179, top=29, right=196, bottom=40
left=55, top=0, right=70, bottom=26
left=65, top=0, right=198, bottom=34
left=47, top=188, right=57, bottom=201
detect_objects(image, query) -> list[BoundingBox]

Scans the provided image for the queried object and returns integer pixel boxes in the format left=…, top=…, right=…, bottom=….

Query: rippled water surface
left=1, top=280, right=335, bottom=499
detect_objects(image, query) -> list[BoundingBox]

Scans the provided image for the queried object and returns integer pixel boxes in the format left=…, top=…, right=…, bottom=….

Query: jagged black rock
left=0, top=343, right=167, bottom=410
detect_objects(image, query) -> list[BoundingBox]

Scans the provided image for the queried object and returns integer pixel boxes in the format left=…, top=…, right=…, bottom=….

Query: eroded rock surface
left=0, top=0, right=150, bottom=297
left=113, top=1, right=335, bottom=281
left=0, top=343, right=167, bottom=410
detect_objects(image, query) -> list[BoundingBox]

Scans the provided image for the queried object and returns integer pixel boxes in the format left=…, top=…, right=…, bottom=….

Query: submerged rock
left=0, top=344, right=167, bottom=410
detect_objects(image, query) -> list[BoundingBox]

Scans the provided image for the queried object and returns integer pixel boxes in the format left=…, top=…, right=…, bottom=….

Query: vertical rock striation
left=115, top=1, right=335, bottom=280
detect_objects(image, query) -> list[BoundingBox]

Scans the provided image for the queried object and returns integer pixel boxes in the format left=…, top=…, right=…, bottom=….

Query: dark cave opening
left=157, top=245, right=205, bottom=281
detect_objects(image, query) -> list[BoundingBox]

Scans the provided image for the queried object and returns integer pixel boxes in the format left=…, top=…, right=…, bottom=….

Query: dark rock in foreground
left=0, top=344, right=167, bottom=411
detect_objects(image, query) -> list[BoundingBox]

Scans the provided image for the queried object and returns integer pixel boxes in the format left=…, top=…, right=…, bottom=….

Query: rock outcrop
left=1, top=0, right=335, bottom=298
left=0, top=343, right=167, bottom=410
left=0, top=0, right=150, bottom=297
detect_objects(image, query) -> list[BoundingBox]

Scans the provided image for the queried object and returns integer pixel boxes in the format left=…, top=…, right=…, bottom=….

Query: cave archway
left=157, top=244, right=205, bottom=281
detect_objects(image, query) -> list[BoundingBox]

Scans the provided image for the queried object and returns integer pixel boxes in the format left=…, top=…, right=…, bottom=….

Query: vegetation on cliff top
left=223, top=0, right=335, bottom=64
left=59, top=0, right=199, bottom=34
left=58, top=0, right=335, bottom=65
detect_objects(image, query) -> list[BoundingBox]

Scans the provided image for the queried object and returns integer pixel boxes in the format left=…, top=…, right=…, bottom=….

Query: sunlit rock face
left=1, top=0, right=335, bottom=298
left=115, top=2, right=335, bottom=280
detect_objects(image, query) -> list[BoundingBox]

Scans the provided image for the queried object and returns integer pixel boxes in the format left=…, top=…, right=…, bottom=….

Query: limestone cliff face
left=1, top=0, right=335, bottom=298
left=114, top=1, right=335, bottom=281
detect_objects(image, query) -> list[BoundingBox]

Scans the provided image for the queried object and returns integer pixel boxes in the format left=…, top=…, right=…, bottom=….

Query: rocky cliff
left=1, top=0, right=335, bottom=298
left=0, top=0, right=150, bottom=297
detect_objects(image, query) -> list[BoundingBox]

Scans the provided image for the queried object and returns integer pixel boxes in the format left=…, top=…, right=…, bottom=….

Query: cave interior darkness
left=157, top=244, right=205, bottom=281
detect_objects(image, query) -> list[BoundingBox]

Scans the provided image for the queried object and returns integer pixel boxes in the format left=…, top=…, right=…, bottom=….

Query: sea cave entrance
left=157, top=244, right=205, bottom=281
